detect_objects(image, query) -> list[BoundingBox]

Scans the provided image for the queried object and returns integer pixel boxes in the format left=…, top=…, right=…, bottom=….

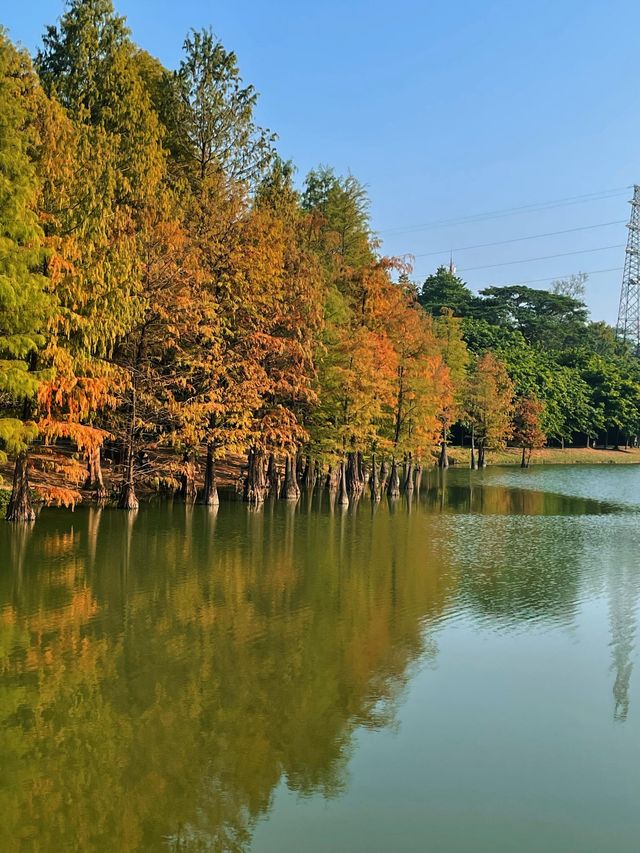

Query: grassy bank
left=448, top=446, right=640, bottom=466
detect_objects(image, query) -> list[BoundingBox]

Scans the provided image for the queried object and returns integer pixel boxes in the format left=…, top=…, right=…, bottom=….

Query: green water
left=1, top=467, right=639, bottom=852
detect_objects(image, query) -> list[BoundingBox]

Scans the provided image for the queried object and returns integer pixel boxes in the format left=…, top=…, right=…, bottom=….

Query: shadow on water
left=0, top=469, right=637, bottom=851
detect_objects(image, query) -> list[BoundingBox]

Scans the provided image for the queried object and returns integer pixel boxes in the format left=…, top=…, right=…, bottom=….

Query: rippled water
left=1, top=466, right=639, bottom=852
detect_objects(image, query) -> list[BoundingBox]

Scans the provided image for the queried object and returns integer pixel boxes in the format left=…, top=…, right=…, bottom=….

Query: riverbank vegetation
left=3, top=0, right=640, bottom=521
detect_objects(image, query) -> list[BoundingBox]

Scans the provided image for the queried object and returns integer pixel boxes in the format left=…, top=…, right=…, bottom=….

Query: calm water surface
left=1, top=466, right=639, bottom=852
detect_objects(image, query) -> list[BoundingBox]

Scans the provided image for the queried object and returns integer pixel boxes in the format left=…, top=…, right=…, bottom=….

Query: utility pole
left=617, top=185, right=640, bottom=353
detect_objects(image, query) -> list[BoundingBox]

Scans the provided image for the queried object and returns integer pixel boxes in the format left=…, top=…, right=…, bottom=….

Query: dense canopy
left=2, top=1, right=639, bottom=520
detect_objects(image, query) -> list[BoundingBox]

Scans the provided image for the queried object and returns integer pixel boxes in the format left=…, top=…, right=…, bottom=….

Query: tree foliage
left=513, top=396, right=546, bottom=467
left=0, top=33, right=52, bottom=456
left=464, top=353, right=515, bottom=461
left=2, top=2, right=640, bottom=519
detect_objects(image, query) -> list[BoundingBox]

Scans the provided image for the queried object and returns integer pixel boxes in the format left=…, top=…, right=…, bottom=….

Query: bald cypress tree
left=167, top=27, right=275, bottom=186
left=0, top=33, right=53, bottom=520
left=37, top=0, right=166, bottom=509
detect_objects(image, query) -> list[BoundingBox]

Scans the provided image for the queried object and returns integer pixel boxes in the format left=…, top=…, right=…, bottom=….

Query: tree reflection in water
left=0, top=496, right=454, bottom=851
left=0, top=471, right=636, bottom=852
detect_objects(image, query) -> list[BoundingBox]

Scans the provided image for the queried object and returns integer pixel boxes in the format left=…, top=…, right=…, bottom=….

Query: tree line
left=2, top=0, right=639, bottom=522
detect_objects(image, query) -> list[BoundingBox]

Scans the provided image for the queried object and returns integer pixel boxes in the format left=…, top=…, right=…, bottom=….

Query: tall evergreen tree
left=36, top=0, right=165, bottom=351
left=0, top=33, right=53, bottom=520
left=166, top=27, right=275, bottom=186
left=303, top=167, right=373, bottom=270
left=36, top=0, right=168, bottom=508
left=419, top=266, right=475, bottom=317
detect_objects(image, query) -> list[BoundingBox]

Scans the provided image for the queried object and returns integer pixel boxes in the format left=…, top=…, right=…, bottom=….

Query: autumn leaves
left=1, top=1, right=541, bottom=519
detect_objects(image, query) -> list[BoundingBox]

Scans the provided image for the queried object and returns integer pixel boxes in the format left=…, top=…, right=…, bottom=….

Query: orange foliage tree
left=513, top=396, right=547, bottom=468
left=463, top=353, right=515, bottom=468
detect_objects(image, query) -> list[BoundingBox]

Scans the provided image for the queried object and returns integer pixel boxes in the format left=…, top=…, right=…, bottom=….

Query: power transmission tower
left=617, top=185, right=640, bottom=352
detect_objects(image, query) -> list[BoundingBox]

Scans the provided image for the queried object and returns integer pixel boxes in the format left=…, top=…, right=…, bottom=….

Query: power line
left=473, top=266, right=623, bottom=289
left=383, top=188, right=630, bottom=235
left=409, top=219, right=626, bottom=259
left=456, top=243, right=625, bottom=274
left=379, top=186, right=631, bottom=236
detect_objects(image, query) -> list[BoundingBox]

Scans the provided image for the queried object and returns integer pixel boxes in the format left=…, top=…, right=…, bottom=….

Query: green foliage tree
left=477, top=284, right=588, bottom=350
left=463, top=316, right=594, bottom=447
left=578, top=354, right=640, bottom=448
left=0, top=33, right=53, bottom=520
left=166, top=27, right=276, bottom=186
left=303, top=166, right=373, bottom=270
left=37, top=0, right=164, bottom=206
left=419, top=265, right=476, bottom=317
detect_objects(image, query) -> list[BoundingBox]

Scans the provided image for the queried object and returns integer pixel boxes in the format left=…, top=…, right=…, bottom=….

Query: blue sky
left=4, top=0, right=640, bottom=323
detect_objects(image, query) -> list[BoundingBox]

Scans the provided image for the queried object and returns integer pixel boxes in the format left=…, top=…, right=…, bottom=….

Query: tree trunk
left=369, top=452, right=380, bottom=501
left=118, top=480, right=139, bottom=510
left=437, top=421, right=449, bottom=469
left=6, top=453, right=36, bottom=522
left=180, top=451, right=197, bottom=503
left=521, top=446, right=527, bottom=468
left=387, top=458, right=400, bottom=497
left=478, top=444, right=487, bottom=468
left=302, top=455, right=315, bottom=491
left=118, top=386, right=139, bottom=510
left=84, top=446, right=106, bottom=499
left=379, top=459, right=389, bottom=494
left=243, top=448, right=267, bottom=504
left=414, top=463, right=423, bottom=493
left=325, top=465, right=338, bottom=492
left=470, top=426, right=477, bottom=470
left=403, top=454, right=414, bottom=495
left=266, top=453, right=279, bottom=497
left=201, top=443, right=219, bottom=506
left=295, top=453, right=305, bottom=484
left=281, top=455, right=300, bottom=500
left=337, top=460, right=349, bottom=506
left=357, top=451, right=366, bottom=491
left=346, top=451, right=363, bottom=498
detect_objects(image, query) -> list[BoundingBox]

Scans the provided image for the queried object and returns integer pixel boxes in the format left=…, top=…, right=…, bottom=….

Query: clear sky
left=4, top=0, right=640, bottom=324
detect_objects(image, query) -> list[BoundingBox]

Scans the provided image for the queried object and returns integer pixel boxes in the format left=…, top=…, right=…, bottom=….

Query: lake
left=1, top=466, right=639, bottom=852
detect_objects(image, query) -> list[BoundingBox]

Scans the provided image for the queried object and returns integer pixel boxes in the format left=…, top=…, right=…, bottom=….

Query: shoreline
left=448, top=446, right=640, bottom=467
left=2, top=445, right=639, bottom=510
